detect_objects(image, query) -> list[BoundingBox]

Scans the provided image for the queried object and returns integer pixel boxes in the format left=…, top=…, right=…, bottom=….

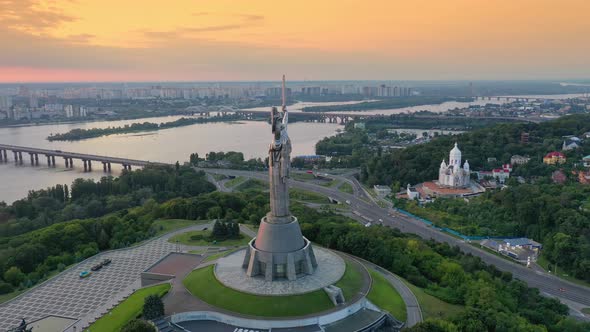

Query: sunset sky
left=1, top=0, right=589, bottom=82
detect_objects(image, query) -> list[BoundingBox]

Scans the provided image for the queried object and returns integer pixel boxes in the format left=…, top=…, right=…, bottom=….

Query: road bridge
left=0, top=144, right=169, bottom=172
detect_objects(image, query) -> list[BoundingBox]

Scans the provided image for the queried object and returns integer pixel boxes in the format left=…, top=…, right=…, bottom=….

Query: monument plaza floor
left=215, top=247, right=346, bottom=295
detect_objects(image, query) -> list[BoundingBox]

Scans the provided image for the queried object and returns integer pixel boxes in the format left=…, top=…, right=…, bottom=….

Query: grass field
left=152, top=219, right=209, bottom=236
left=204, top=250, right=232, bottom=262
left=334, top=261, right=364, bottom=301
left=236, top=179, right=268, bottom=192
left=401, top=279, right=463, bottom=319
left=290, top=188, right=329, bottom=204
left=212, top=173, right=227, bottom=181
left=225, top=176, right=245, bottom=188
left=367, top=269, right=407, bottom=321
left=291, top=172, right=316, bottom=181
left=338, top=182, right=354, bottom=194
left=88, top=283, right=171, bottom=332
left=183, top=266, right=334, bottom=317
left=0, top=289, right=25, bottom=305
left=168, top=230, right=251, bottom=247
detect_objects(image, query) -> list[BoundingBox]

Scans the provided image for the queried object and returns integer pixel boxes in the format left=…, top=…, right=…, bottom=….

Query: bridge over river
left=0, top=144, right=169, bottom=172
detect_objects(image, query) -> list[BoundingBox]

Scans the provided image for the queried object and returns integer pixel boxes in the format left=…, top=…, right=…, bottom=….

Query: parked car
left=101, top=258, right=112, bottom=266
left=79, top=271, right=91, bottom=278
left=91, top=264, right=103, bottom=271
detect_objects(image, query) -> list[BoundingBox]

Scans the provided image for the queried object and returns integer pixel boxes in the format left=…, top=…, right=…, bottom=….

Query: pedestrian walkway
left=0, top=224, right=211, bottom=331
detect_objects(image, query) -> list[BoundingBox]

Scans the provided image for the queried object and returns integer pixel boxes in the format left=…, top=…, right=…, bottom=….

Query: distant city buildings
left=510, top=155, right=530, bottom=165
left=0, top=95, right=12, bottom=110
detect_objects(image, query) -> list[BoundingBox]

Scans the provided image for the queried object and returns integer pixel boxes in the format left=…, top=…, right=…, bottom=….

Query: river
left=0, top=117, right=339, bottom=203
left=1, top=92, right=585, bottom=203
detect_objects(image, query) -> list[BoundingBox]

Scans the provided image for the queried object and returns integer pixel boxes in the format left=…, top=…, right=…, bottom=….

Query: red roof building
left=543, top=152, right=566, bottom=165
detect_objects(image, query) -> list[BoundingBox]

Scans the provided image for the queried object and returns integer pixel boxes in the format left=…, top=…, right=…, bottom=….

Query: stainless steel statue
left=243, top=75, right=317, bottom=281
left=268, top=78, right=291, bottom=218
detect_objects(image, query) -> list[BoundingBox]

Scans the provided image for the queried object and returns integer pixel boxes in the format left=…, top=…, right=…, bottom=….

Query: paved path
left=359, top=260, right=422, bottom=327
left=0, top=223, right=211, bottom=331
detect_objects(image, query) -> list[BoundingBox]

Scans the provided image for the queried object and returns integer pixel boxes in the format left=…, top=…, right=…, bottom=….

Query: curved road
left=200, top=168, right=590, bottom=319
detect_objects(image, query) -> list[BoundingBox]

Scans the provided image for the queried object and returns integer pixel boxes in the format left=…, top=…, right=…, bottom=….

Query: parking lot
left=0, top=224, right=210, bottom=331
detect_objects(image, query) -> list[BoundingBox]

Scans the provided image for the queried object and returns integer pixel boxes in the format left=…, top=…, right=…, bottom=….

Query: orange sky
left=0, top=0, right=589, bottom=82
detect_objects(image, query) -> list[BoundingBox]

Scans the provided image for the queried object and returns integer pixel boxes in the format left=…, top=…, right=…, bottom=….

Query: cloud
left=67, top=33, right=96, bottom=43
left=142, top=12, right=265, bottom=41
left=0, top=0, right=76, bottom=34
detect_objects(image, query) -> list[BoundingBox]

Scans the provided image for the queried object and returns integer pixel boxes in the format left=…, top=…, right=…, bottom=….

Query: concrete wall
left=141, top=272, right=174, bottom=287
left=171, top=298, right=381, bottom=330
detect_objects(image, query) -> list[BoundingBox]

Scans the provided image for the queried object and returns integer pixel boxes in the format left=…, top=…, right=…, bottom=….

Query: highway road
left=200, top=168, right=590, bottom=319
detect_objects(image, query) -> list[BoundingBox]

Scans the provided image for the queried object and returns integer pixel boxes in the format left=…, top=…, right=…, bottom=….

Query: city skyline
left=1, top=0, right=589, bottom=82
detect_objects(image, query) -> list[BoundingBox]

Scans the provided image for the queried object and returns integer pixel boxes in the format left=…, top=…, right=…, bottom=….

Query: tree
left=406, top=319, right=459, bottom=332
left=143, top=294, right=165, bottom=320
left=4, top=266, right=25, bottom=287
left=121, top=319, right=156, bottom=332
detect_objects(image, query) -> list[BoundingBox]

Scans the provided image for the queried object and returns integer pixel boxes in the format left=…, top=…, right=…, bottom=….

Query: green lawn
left=212, top=173, right=227, bottom=181
left=291, top=172, right=317, bottom=181
left=289, top=188, right=329, bottom=204
left=88, top=283, right=171, bottom=332
left=183, top=266, right=333, bottom=317
left=204, top=250, right=231, bottom=262
left=152, top=219, right=209, bottom=236
left=334, top=261, right=364, bottom=301
left=319, top=179, right=337, bottom=187
left=367, top=269, right=407, bottom=321
left=168, top=230, right=251, bottom=247
left=225, top=176, right=245, bottom=188
left=236, top=179, right=268, bottom=192
left=338, top=182, right=354, bottom=194
left=0, top=289, right=25, bottom=305
left=401, top=279, right=464, bottom=319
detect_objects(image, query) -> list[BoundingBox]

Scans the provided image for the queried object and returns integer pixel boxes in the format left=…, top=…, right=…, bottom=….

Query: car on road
left=101, top=258, right=112, bottom=266
left=91, top=264, right=103, bottom=271
left=79, top=271, right=91, bottom=278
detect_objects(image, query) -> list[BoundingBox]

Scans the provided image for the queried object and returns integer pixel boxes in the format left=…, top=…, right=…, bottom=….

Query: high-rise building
left=0, top=96, right=13, bottom=110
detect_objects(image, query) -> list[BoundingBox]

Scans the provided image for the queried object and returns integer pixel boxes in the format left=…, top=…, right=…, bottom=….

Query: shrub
left=143, top=294, right=165, bottom=320
left=121, top=319, right=156, bottom=332
left=0, top=282, right=14, bottom=294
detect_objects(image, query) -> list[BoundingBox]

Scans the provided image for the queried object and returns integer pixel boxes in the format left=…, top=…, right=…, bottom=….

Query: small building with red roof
left=543, top=151, right=566, bottom=165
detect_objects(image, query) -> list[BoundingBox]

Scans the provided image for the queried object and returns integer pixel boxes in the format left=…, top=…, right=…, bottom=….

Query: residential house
left=510, top=155, right=531, bottom=165
left=543, top=151, right=566, bottom=165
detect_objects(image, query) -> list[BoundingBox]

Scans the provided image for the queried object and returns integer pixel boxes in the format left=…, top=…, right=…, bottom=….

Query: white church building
left=438, top=143, right=471, bottom=188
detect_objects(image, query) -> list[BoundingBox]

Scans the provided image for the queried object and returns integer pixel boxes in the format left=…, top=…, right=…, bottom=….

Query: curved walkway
left=360, top=259, right=422, bottom=327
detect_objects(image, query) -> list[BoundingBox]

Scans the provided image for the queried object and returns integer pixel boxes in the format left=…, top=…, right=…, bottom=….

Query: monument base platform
left=215, top=247, right=345, bottom=296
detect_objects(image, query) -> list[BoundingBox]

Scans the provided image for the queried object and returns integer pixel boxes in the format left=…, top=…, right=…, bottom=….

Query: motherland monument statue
left=242, top=75, right=318, bottom=281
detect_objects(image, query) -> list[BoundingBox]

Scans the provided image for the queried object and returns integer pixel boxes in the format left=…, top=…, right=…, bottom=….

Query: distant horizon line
left=1, top=78, right=590, bottom=85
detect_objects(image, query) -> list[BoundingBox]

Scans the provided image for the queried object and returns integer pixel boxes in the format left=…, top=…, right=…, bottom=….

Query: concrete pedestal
left=242, top=215, right=317, bottom=281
